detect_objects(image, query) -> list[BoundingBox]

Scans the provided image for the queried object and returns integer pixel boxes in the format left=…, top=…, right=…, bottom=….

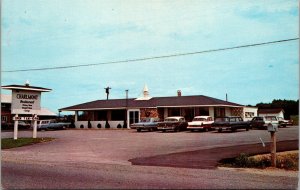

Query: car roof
left=194, top=116, right=211, bottom=119
left=165, top=116, right=184, bottom=119
left=216, top=116, right=240, bottom=118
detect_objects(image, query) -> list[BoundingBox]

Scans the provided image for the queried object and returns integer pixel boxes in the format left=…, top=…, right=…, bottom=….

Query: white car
left=187, top=116, right=214, bottom=132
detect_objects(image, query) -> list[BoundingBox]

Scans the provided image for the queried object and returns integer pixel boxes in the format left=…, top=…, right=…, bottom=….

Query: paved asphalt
left=1, top=126, right=299, bottom=189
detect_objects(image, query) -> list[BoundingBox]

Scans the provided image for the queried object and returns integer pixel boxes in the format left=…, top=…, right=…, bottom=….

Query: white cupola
left=135, top=84, right=152, bottom=100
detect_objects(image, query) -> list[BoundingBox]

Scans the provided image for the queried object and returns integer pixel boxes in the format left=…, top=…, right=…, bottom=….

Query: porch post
left=33, top=115, right=37, bottom=138
left=209, top=107, right=214, bottom=120
left=13, top=114, right=19, bottom=140
left=127, top=110, right=130, bottom=128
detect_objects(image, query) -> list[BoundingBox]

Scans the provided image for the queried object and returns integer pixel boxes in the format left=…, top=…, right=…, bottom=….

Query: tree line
left=253, top=99, right=299, bottom=119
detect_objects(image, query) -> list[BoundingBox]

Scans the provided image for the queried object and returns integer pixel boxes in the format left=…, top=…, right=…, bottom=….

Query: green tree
left=255, top=99, right=299, bottom=119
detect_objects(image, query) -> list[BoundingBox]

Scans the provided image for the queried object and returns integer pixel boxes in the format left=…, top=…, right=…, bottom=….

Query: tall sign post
left=2, top=82, right=51, bottom=140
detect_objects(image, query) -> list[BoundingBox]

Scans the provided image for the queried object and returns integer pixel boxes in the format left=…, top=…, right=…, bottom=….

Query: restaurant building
left=60, top=86, right=258, bottom=129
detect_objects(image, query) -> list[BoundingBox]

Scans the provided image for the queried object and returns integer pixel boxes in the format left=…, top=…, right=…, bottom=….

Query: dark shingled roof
left=60, top=95, right=243, bottom=111
left=258, top=108, right=284, bottom=114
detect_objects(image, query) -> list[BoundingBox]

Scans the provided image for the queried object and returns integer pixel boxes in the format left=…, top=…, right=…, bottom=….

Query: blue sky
left=1, top=0, right=299, bottom=114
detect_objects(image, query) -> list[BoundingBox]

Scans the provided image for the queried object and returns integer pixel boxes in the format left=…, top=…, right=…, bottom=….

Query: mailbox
left=267, top=124, right=278, bottom=132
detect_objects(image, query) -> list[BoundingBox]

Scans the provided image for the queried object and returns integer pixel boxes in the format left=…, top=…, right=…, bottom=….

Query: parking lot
left=1, top=126, right=299, bottom=189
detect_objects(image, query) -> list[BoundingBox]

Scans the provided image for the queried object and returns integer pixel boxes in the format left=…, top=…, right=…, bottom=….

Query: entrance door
left=129, top=110, right=139, bottom=125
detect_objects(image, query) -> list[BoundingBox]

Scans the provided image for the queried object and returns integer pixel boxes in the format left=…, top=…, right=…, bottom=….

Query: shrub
left=220, top=151, right=298, bottom=170
left=276, top=152, right=298, bottom=170
left=105, top=121, right=110, bottom=128
left=117, top=124, right=122, bottom=128
left=123, top=121, right=127, bottom=128
left=97, top=123, right=101, bottom=128
left=80, top=124, right=84, bottom=128
left=290, top=115, right=299, bottom=125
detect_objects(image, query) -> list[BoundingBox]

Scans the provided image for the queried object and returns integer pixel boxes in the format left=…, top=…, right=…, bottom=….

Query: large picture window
left=95, top=110, right=107, bottom=121
left=77, top=111, right=89, bottom=121
left=111, top=110, right=126, bottom=121
left=245, top=112, right=254, bottom=118
left=214, top=107, right=225, bottom=117
left=168, top=108, right=180, bottom=116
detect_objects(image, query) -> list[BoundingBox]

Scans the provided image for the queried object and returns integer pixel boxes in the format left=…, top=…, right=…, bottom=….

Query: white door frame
left=127, top=109, right=140, bottom=128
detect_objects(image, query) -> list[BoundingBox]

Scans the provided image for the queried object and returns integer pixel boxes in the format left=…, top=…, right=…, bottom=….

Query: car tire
left=137, top=129, right=141, bottom=132
left=218, top=128, right=222, bottom=133
left=204, top=128, right=208, bottom=132
left=162, top=129, right=166, bottom=132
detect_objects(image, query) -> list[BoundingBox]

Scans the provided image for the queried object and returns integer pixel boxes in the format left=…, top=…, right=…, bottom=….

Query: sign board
left=11, top=90, right=41, bottom=114
left=13, top=116, right=39, bottom=121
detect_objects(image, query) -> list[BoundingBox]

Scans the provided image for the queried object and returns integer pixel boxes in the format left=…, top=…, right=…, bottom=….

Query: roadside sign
left=13, top=116, right=39, bottom=121
left=11, top=90, right=41, bottom=114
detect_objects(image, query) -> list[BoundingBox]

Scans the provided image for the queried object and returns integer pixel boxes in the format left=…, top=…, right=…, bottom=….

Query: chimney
left=177, top=90, right=182, bottom=97
left=226, top=93, right=228, bottom=101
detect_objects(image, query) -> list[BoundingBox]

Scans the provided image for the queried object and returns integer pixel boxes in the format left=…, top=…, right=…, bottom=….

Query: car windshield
left=140, top=118, right=151, bottom=122
left=265, top=116, right=277, bottom=121
left=165, top=118, right=178, bottom=122
left=193, top=118, right=206, bottom=121
left=215, top=118, right=229, bottom=122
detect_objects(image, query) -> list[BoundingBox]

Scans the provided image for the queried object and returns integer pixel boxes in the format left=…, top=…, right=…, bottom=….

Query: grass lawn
left=2, top=137, right=55, bottom=149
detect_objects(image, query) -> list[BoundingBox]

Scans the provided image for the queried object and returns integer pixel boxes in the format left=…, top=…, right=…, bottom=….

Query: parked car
left=250, top=116, right=279, bottom=130
left=212, top=116, right=250, bottom=132
left=130, top=117, right=160, bottom=132
left=18, top=121, right=31, bottom=129
left=187, top=116, right=214, bottom=132
left=157, top=116, right=188, bottom=132
left=1, top=121, right=32, bottom=130
left=1, top=121, right=13, bottom=130
left=37, top=120, right=70, bottom=131
left=277, top=117, right=293, bottom=127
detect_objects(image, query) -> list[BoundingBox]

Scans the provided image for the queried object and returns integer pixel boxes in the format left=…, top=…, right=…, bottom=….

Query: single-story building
left=60, top=86, right=258, bottom=129
left=258, top=108, right=284, bottom=118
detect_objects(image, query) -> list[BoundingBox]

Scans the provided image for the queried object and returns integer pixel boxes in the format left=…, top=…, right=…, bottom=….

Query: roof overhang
left=2, top=85, right=51, bottom=92
left=60, top=107, right=157, bottom=111
left=156, top=105, right=243, bottom=108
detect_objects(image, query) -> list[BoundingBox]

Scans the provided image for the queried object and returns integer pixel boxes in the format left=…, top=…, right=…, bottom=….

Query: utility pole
left=124, top=89, right=128, bottom=128
left=104, top=86, right=111, bottom=100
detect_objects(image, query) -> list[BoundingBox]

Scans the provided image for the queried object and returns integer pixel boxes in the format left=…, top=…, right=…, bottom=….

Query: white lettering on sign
left=13, top=116, right=39, bottom=121
left=12, top=90, right=41, bottom=114
left=16, top=94, right=38, bottom=100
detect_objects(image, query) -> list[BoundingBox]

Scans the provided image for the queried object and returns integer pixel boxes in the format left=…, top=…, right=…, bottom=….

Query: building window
left=183, top=108, right=194, bottom=122
left=168, top=108, right=180, bottom=116
left=198, top=107, right=209, bottom=116
left=77, top=111, right=88, bottom=121
left=111, top=110, right=126, bottom=121
left=1, top=116, right=7, bottom=122
left=95, top=110, right=107, bottom=121
left=245, top=112, right=254, bottom=118
left=214, top=107, right=225, bottom=117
